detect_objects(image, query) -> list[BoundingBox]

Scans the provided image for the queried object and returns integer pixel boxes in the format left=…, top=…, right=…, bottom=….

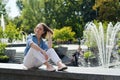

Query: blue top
left=24, top=34, right=49, bottom=56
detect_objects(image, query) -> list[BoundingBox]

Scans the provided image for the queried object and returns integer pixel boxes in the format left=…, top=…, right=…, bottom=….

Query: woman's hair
left=41, top=23, right=48, bottom=38
left=36, top=23, right=53, bottom=38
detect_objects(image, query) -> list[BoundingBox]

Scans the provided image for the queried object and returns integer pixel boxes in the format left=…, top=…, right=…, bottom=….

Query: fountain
left=0, top=14, right=8, bottom=43
left=1, top=14, right=5, bottom=31
left=84, top=22, right=120, bottom=68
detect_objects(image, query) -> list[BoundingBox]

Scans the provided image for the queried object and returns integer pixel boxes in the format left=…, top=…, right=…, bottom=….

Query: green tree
left=15, top=0, right=102, bottom=39
left=93, top=0, right=120, bottom=22
left=16, top=0, right=84, bottom=38
left=44, top=0, right=83, bottom=38
left=19, top=0, right=45, bottom=34
left=80, top=0, right=96, bottom=23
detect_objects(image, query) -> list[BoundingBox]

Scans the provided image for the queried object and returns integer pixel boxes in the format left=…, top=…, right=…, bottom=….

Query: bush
left=0, top=43, right=6, bottom=55
left=0, top=43, right=9, bottom=63
left=53, top=27, right=75, bottom=43
left=83, top=51, right=95, bottom=59
left=4, top=22, right=22, bottom=42
left=0, top=55, right=9, bottom=63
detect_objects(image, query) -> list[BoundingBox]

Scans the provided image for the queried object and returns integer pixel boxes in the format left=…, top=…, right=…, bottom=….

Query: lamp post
left=78, top=37, right=81, bottom=48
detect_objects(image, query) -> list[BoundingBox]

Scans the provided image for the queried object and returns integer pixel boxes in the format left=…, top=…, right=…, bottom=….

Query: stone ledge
left=7, top=43, right=26, bottom=47
left=0, top=68, right=86, bottom=80
left=0, top=63, right=120, bottom=80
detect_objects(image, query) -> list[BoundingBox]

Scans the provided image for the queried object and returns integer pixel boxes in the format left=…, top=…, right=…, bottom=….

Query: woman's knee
left=47, top=48, right=55, bottom=52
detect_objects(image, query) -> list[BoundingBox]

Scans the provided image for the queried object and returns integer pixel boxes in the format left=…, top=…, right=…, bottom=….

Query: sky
left=5, top=0, right=20, bottom=18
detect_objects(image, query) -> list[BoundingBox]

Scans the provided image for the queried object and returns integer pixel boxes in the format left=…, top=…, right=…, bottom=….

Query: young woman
left=23, top=23, right=67, bottom=71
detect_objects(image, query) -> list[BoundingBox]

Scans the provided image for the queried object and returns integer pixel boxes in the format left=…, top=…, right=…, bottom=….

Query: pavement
left=55, top=44, right=88, bottom=50
left=6, top=44, right=88, bottom=53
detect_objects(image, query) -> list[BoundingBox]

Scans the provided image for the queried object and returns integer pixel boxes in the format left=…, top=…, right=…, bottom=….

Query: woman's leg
left=46, top=48, right=61, bottom=64
left=23, top=48, right=55, bottom=71
left=23, top=48, right=45, bottom=69
left=46, top=48, right=67, bottom=71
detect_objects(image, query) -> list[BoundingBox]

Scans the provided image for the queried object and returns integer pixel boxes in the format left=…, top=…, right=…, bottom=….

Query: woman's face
left=34, top=24, right=44, bottom=36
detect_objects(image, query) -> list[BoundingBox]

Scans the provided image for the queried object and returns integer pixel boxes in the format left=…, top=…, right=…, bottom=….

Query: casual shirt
left=24, top=34, right=48, bottom=56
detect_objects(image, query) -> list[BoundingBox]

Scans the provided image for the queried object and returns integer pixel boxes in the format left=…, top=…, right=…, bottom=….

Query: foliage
left=0, top=55, right=9, bottom=63
left=93, top=0, right=120, bottom=22
left=4, top=22, right=21, bottom=42
left=16, top=0, right=84, bottom=38
left=0, top=0, right=8, bottom=23
left=117, top=49, right=120, bottom=55
left=0, top=43, right=9, bottom=63
left=83, top=51, right=94, bottom=59
left=116, top=32, right=120, bottom=46
left=117, top=42, right=120, bottom=48
left=83, top=30, right=97, bottom=48
left=80, top=0, right=96, bottom=23
left=0, top=20, right=23, bottom=42
left=0, top=27, right=4, bottom=38
left=0, top=55, right=9, bottom=59
left=53, top=27, right=75, bottom=42
left=93, top=20, right=108, bottom=33
left=10, top=0, right=120, bottom=39
left=16, top=0, right=24, bottom=11
left=83, top=21, right=109, bottom=48
left=0, top=1, right=6, bottom=15
left=0, top=42, right=9, bottom=62
left=44, top=0, right=83, bottom=37
left=19, top=0, right=45, bottom=34
left=0, top=43, right=6, bottom=55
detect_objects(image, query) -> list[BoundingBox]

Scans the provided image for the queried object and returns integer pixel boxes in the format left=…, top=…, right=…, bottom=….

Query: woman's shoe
left=28, top=67, right=39, bottom=70
left=46, top=65, right=56, bottom=72
left=48, top=69, right=56, bottom=72
left=58, top=66, right=68, bottom=71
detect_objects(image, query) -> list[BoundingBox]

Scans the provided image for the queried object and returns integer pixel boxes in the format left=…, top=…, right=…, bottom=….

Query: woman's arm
left=30, top=42, right=48, bottom=60
left=30, top=42, right=42, bottom=52
left=47, top=31, right=53, bottom=48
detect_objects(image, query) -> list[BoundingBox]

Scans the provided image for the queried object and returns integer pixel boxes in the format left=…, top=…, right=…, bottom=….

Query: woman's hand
left=47, top=31, right=52, bottom=39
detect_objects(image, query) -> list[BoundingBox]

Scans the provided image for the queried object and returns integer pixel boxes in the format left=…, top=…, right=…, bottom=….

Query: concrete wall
left=0, top=68, right=120, bottom=80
